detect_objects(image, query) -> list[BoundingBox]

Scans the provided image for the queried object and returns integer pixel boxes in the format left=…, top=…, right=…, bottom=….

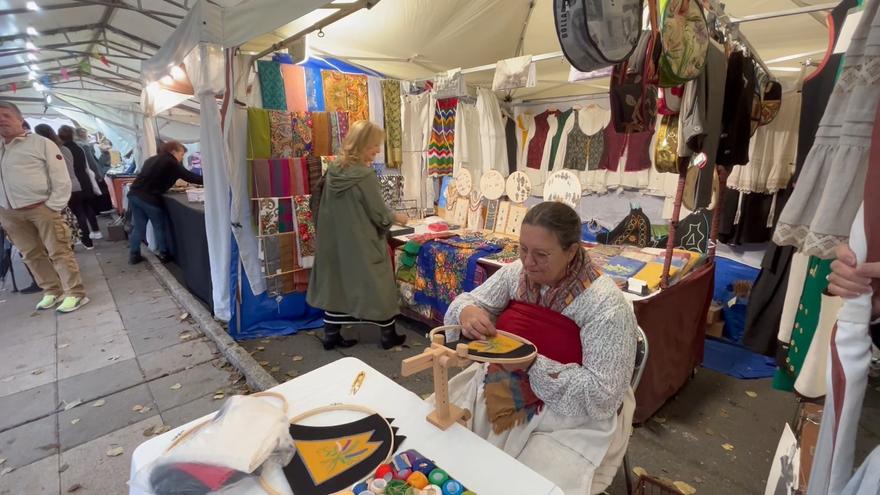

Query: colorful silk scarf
left=330, top=113, right=342, bottom=155
left=381, top=80, right=403, bottom=168
left=280, top=64, right=308, bottom=112
left=269, top=110, right=294, bottom=158
left=515, top=248, right=599, bottom=314
left=337, top=111, right=350, bottom=142
left=321, top=71, right=370, bottom=123
left=293, top=195, right=316, bottom=268
left=247, top=108, right=271, bottom=159
left=310, top=112, right=332, bottom=157
left=257, top=60, right=287, bottom=111
left=304, top=66, right=325, bottom=112
left=427, top=99, right=456, bottom=177
left=413, top=235, right=500, bottom=315
left=483, top=364, right=544, bottom=434
left=321, top=70, right=348, bottom=114
left=291, top=112, right=313, bottom=157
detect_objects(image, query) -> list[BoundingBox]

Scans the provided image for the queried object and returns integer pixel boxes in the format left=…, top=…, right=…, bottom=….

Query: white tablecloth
left=129, top=357, right=563, bottom=495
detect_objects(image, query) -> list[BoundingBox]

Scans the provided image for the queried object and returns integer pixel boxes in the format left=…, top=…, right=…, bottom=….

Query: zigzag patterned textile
left=427, top=98, right=457, bottom=177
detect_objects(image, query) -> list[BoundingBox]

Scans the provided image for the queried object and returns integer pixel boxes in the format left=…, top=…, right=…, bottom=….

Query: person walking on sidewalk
left=0, top=101, right=88, bottom=313
left=59, top=125, right=102, bottom=244
left=127, top=140, right=203, bottom=265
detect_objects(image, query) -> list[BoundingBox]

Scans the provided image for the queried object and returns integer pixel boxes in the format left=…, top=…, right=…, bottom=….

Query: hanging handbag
left=609, top=29, right=662, bottom=134
left=654, top=113, right=680, bottom=173
left=658, top=0, right=709, bottom=87
left=554, top=0, right=644, bottom=72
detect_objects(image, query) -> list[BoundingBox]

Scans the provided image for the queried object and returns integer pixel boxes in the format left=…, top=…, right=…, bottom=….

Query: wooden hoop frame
left=427, top=326, right=538, bottom=365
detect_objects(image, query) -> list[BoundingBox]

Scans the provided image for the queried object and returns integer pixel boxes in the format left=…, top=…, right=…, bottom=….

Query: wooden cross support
left=401, top=333, right=473, bottom=430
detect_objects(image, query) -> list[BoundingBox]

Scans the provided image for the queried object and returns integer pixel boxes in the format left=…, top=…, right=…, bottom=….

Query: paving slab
left=57, top=332, right=135, bottom=381
left=0, top=414, right=58, bottom=469
left=0, top=311, right=55, bottom=348
left=0, top=334, right=56, bottom=377
left=57, top=309, right=125, bottom=338
left=128, top=320, right=202, bottom=356
left=58, top=358, right=144, bottom=405
left=147, top=359, right=232, bottom=411
left=138, top=339, right=218, bottom=380
left=0, top=382, right=57, bottom=431
left=59, top=384, right=157, bottom=451
left=0, top=453, right=59, bottom=495
left=160, top=392, right=226, bottom=428
left=60, top=416, right=163, bottom=495
left=0, top=362, right=57, bottom=399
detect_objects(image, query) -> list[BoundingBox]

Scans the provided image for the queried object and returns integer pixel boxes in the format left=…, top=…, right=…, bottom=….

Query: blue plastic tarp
left=702, top=337, right=777, bottom=379
left=713, top=256, right=760, bottom=344
left=228, top=235, right=323, bottom=341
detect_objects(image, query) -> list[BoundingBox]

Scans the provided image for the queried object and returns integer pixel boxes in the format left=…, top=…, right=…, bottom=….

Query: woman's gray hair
left=522, top=201, right=582, bottom=249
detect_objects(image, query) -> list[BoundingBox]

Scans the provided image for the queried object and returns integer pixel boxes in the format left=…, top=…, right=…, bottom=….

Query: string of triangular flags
left=2, top=50, right=111, bottom=94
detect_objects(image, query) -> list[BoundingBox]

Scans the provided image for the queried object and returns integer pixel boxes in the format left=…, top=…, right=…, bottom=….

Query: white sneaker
left=89, top=231, right=103, bottom=240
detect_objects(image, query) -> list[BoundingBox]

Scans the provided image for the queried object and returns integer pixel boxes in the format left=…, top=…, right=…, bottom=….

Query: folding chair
left=624, top=326, right=649, bottom=495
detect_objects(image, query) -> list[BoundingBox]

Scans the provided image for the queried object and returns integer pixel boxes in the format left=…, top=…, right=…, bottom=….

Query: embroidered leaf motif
left=295, top=431, right=381, bottom=485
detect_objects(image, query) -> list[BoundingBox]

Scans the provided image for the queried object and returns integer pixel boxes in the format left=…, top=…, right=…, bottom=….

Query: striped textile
left=427, top=98, right=457, bottom=177
left=323, top=311, right=395, bottom=327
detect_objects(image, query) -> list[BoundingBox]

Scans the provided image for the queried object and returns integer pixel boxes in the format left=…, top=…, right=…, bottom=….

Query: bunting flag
left=61, top=68, right=69, bottom=81
left=100, top=55, right=110, bottom=67
left=79, top=60, right=91, bottom=74
left=10, top=83, right=16, bottom=94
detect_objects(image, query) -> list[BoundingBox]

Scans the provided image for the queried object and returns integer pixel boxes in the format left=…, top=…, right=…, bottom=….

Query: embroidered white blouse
left=444, top=259, right=638, bottom=420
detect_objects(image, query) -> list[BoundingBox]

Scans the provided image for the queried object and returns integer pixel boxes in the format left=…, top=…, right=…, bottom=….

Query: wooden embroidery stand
left=401, top=333, right=473, bottom=430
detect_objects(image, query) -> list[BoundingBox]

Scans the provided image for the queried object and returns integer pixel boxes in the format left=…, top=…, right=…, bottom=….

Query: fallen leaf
left=66, top=483, right=82, bottom=493
left=694, top=476, right=704, bottom=484
left=256, top=346, right=265, bottom=351
left=653, top=416, right=667, bottom=424
left=1, top=376, right=13, bottom=383
left=411, top=342, right=424, bottom=347
left=285, top=371, right=298, bottom=378
left=143, top=426, right=155, bottom=437
left=153, top=425, right=172, bottom=435
left=169, top=383, right=182, bottom=390
left=722, top=443, right=735, bottom=451
left=179, top=332, right=193, bottom=341
left=0, top=458, right=5, bottom=466
left=674, top=481, right=696, bottom=494
left=305, top=331, right=316, bottom=336
left=292, top=355, right=304, bottom=362
left=103, top=338, right=114, bottom=344
left=258, top=360, right=269, bottom=366
left=70, top=418, right=80, bottom=425
left=139, top=406, right=151, bottom=414
left=92, top=399, right=106, bottom=407
left=182, top=353, right=192, bottom=358
left=58, top=343, right=70, bottom=349
left=213, top=392, right=225, bottom=400
left=179, top=312, right=189, bottom=321
left=719, top=408, right=729, bottom=418
left=632, top=466, right=647, bottom=478
left=105, top=446, right=124, bottom=457
left=64, top=399, right=83, bottom=411
left=270, top=366, right=280, bottom=373
left=705, top=427, right=715, bottom=436
left=59, top=463, right=69, bottom=473
left=392, top=346, right=403, bottom=352
left=31, top=369, right=44, bottom=376
left=260, top=339, right=270, bottom=344
left=107, top=355, right=120, bottom=361
left=0, top=467, right=12, bottom=477
left=745, top=390, right=758, bottom=398
left=132, top=405, right=144, bottom=412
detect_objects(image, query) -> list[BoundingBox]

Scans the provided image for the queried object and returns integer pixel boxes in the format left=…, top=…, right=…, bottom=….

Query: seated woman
left=443, top=201, right=638, bottom=494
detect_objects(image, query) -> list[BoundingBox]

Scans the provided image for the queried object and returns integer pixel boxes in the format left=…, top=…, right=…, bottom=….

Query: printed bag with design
left=658, top=0, right=709, bottom=87
left=654, top=113, right=680, bottom=173
left=610, top=29, right=662, bottom=134
left=554, top=0, right=644, bottom=73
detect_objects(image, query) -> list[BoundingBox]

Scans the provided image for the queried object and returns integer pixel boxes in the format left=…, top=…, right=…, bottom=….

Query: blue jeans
left=128, top=194, right=167, bottom=256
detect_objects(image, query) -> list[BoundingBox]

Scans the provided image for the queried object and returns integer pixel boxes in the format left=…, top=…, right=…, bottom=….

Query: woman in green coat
left=307, top=120, right=409, bottom=350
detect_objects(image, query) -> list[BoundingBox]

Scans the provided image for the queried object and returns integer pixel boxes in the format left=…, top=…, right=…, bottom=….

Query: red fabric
left=175, top=463, right=238, bottom=490
left=526, top=110, right=556, bottom=169
left=830, top=323, right=846, bottom=447
left=603, top=127, right=653, bottom=172
left=496, top=300, right=582, bottom=365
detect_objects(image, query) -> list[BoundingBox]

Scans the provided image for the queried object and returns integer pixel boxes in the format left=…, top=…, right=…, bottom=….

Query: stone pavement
left=0, top=238, right=241, bottom=494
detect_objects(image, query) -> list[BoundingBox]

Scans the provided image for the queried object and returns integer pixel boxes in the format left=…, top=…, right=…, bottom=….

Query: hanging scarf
left=515, top=248, right=599, bottom=314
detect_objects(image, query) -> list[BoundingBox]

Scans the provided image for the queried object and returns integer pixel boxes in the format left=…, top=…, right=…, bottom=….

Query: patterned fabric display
left=261, top=235, right=282, bottom=276
left=304, top=66, right=325, bottom=112
left=257, top=60, right=287, bottom=111
left=337, top=112, right=350, bottom=143
left=278, top=197, right=294, bottom=233
left=306, top=156, right=322, bottom=192
left=427, top=99, right=457, bottom=177
left=381, top=80, right=403, bottom=167
left=247, top=108, right=272, bottom=159
left=251, top=159, right=310, bottom=199
left=269, top=110, right=294, bottom=158
left=321, top=71, right=370, bottom=122
left=280, top=64, right=308, bottom=112
left=413, top=235, right=501, bottom=315
left=291, top=112, right=313, bottom=157
left=330, top=113, right=342, bottom=155
left=377, top=175, right=404, bottom=206
left=258, top=198, right=280, bottom=236
left=311, top=112, right=332, bottom=156
left=293, top=195, right=316, bottom=268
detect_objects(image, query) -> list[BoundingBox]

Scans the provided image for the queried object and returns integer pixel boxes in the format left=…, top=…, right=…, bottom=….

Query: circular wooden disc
left=543, top=170, right=582, bottom=209
left=479, top=170, right=505, bottom=200
left=505, top=171, right=532, bottom=203
left=453, top=169, right=473, bottom=197
left=428, top=326, right=538, bottom=365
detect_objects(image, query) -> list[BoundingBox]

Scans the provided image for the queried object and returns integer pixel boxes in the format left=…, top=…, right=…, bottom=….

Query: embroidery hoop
left=287, top=403, right=395, bottom=494
left=543, top=170, right=582, bottom=209
left=453, top=169, right=473, bottom=197
left=505, top=171, right=532, bottom=204
left=479, top=170, right=505, bottom=200
left=401, top=327, right=537, bottom=430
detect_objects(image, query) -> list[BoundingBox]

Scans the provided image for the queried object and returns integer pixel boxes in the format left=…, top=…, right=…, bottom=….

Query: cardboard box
left=707, top=301, right=723, bottom=324
left=707, top=321, right=724, bottom=338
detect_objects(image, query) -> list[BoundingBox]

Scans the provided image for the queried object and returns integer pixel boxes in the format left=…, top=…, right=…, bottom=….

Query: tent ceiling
left=1, top=0, right=837, bottom=113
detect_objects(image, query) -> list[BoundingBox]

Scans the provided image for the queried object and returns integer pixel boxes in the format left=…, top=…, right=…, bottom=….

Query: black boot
left=380, top=324, right=406, bottom=350
left=322, top=323, right=357, bottom=350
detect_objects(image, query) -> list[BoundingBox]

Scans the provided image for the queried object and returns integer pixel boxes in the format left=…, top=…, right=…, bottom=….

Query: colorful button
left=369, top=478, right=388, bottom=494
left=376, top=464, right=394, bottom=481
left=353, top=482, right=369, bottom=493
left=406, top=471, right=429, bottom=489
left=442, top=479, right=463, bottom=495
left=428, top=468, right=449, bottom=486
left=421, top=485, right=443, bottom=495
left=384, top=479, right=409, bottom=495
left=413, top=459, right=437, bottom=475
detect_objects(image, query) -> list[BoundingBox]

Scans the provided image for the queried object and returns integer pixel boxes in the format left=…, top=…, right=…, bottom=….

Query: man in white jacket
left=0, top=101, right=88, bottom=313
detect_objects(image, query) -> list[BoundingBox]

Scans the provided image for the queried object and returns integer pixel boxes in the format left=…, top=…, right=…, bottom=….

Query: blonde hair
left=341, top=120, right=384, bottom=165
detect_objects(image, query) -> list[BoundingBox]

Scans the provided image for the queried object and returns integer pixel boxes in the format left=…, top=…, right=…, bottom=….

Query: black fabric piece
left=716, top=51, right=756, bottom=168
left=872, top=323, right=880, bottom=349
left=162, top=193, right=213, bottom=311
left=444, top=335, right=537, bottom=360
left=505, top=116, right=518, bottom=175
left=718, top=190, right=775, bottom=245
left=743, top=245, right=796, bottom=357
left=130, top=152, right=204, bottom=207
left=62, top=141, right=95, bottom=200
left=674, top=209, right=712, bottom=254
left=323, top=311, right=396, bottom=327
left=149, top=463, right=248, bottom=495
left=597, top=207, right=652, bottom=248
left=795, top=0, right=857, bottom=177
left=284, top=413, right=393, bottom=495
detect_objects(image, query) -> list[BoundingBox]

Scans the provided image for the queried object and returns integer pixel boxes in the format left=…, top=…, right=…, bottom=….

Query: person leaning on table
left=307, top=120, right=410, bottom=351
left=441, top=201, right=639, bottom=495
left=0, top=101, right=89, bottom=313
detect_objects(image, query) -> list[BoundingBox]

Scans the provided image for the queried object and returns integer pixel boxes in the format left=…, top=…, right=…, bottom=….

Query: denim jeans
left=128, top=194, right=167, bottom=256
